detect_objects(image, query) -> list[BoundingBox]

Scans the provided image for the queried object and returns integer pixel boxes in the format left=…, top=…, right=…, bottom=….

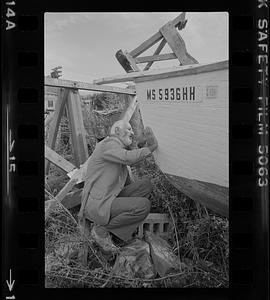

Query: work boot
left=90, top=226, right=119, bottom=253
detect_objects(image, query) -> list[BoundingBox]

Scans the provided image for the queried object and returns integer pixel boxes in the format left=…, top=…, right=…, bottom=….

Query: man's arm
left=103, top=127, right=158, bottom=165
left=102, top=142, right=151, bottom=165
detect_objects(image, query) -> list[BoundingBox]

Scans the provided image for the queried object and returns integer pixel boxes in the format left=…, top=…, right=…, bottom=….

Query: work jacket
left=81, top=136, right=151, bottom=225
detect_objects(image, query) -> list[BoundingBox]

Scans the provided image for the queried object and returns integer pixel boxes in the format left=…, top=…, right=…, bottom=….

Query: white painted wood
left=136, top=66, right=228, bottom=188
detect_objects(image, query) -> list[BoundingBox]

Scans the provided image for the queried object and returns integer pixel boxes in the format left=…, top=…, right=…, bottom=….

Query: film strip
left=2, top=2, right=268, bottom=299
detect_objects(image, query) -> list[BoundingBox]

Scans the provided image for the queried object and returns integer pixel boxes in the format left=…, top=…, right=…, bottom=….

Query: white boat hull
left=136, top=61, right=229, bottom=217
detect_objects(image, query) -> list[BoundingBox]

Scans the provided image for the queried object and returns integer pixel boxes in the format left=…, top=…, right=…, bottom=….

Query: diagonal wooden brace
left=129, top=12, right=187, bottom=58
left=144, top=38, right=167, bottom=71
left=45, top=145, right=77, bottom=174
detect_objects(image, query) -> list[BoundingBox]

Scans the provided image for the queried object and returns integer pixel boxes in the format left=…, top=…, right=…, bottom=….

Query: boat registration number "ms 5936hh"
left=145, top=86, right=202, bottom=102
left=145, top=86, right=203, bottom=103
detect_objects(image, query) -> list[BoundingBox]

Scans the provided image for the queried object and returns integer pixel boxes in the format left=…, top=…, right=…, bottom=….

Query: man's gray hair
left=110, top=120, right=125, bottom=135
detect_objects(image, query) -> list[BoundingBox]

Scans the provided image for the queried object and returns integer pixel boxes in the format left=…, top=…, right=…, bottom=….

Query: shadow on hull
left=165, top=173, right=229, bottom=218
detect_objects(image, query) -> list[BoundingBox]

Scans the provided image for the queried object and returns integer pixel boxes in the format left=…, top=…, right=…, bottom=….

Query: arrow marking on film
left=6, top=269, right=15, bottom=292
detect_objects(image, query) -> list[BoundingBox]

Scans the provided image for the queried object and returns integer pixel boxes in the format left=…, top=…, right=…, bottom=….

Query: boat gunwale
left=135, top=60, right=228, bottom=83
left=93, top=60, right=228, bottom=85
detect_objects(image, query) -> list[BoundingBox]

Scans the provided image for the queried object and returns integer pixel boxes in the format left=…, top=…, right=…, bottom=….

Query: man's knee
left=133, top=197, right=151, bottom=216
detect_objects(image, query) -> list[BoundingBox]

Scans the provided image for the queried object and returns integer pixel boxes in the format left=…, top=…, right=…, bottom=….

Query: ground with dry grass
left=45, top=151, right=229, bottom=288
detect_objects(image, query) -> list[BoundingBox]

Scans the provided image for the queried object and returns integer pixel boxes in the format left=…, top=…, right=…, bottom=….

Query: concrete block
left=137, top=213, right=171, bottom=238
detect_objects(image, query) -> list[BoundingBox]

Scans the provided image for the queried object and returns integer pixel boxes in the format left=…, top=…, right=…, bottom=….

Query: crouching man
left=78, top=120, right=158, bottom=252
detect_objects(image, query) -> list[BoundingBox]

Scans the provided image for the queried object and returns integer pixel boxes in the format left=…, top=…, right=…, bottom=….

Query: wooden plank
left=171, top=12, right=186, bottom=29
left=66, top=90, right=88, bottom=167
left=144, top=38, right=167, bottom=71
left=93, top=60, right=228, bottom=85
left=45, top=77, right=136, bottom=95
left=160, top=22, right=198, bottom=65
left=120, top=94, right=145, bottom=150
left=55, top=178, right=78, bottom=202
left=124, top=51, right=141, bottom=71
left=45, top=88, right=69, bottom=174
left=115, top=49, right=135, bottom=73
left=45, top=145, right=77, bottom=173
left=122, top=95, right=138, bottom=122
left=78, top=218, right=90, bottom=266
left=129, top=32, right=163, bottom=58
left=129, top=12, right=187, bottom=58
left=186, top=52, right=199, bottom=64
left=136, top=53, right=176, bottom=64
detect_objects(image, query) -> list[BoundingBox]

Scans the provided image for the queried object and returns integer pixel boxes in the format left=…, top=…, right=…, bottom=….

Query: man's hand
left=137, top=132, right=147, bottom=148
left=144, top=126, right=158, bottom=152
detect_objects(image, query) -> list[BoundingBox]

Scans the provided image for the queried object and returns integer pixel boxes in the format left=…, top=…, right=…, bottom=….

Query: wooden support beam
left=115, top=49, right=134, bottom=73
left=45, top=77, right=136, bottom=95
left=136, top=53, right=176, bottom=64
left=186, top=52, right=199, bottom=64
left=45, top=145, right=76, bottom=173
left=129, top=12, right=186, bottom=58
left=45, top=88, right=69, bottom=174
left=120, top=94, right=145, bottom=151
left=93, top=60, right=228, bottom=85
left=122, top=96, right=138, bottom=122
left=160, top=22, right=198, bottom=65
left=78, top=218, right=90, bottom=267
left=123, top=50, right=141, bottom=72
left=66, top=89, right=89, bottom=167
left=129, top=32, right=163, bottom=58
left=171, top=12, right=187, bottom=29
left=144, top=38, right=167, bottom=71
left=55, top=178, right=78, bottom=202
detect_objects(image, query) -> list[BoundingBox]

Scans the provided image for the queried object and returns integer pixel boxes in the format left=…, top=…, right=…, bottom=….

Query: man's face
left=118, top=122, right=134, bottom=147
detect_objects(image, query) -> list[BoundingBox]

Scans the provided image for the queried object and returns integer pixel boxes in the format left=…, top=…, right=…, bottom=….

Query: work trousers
left=96, top=179, right=152, bottom=241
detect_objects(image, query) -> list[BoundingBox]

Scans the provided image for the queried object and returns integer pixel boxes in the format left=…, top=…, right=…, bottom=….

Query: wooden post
left=66, top=89, right=88, bottom=167
left=78, top=218, right=90, bottom=267
left=123, top=50, right=141, bottom=72
left=160, top=22, right=198, bottom=65
left=45, top=88, right=69, bottom=174
left=121, top=95, right=145, bottom=148
left=122, top=95, right=138, bottom=122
